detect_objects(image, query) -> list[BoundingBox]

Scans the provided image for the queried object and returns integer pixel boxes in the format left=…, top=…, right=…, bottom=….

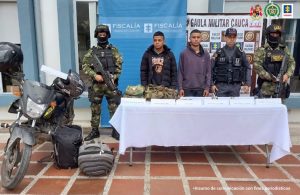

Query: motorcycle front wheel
left=1, top=138, right=32, bottom=190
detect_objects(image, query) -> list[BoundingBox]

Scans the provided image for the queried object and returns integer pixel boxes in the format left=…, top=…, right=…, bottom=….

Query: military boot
left=84, top=128, right=100, bottom=141
left=111, top=127, right=120, bottom=141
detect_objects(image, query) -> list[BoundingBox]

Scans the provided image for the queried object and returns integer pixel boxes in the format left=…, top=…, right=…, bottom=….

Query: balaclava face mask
left=267, top=33, right=280, bottom=49
left=97, top=34, right=108, bottom=46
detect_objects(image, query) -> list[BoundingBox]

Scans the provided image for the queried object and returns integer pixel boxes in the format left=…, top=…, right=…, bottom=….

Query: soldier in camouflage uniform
left=82, top=24, right=123, bottom=141
left=254, top=24, right=295, bottom=98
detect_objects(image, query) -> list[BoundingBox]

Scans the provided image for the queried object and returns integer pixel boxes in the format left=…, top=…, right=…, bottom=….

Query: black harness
left=213, top=47, right=245, bottom=84
left=263, top=46, right=285, bottom=77
left=91, top=45, right=115, bottom=74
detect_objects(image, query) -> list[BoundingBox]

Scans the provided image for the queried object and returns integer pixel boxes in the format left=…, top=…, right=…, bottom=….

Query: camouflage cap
left=94, top=24, right=111, bottom=38
left=225, top=28, right=237, bottom=37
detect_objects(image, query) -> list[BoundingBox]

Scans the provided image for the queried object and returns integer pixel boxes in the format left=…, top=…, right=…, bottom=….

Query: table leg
left=129, top=147, right=133, bottom=166
left=265, top=144, right=270, bottom=168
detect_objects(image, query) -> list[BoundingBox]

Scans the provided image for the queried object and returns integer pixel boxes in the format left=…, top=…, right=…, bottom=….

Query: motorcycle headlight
left=26, top=98, right=48, bottom=119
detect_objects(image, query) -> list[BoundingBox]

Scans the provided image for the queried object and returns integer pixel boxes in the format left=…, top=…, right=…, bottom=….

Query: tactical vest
left=214, top=47, right=245, bottom=84
left=263, top=46, right=285, bottom=77
left=91, top=46, right=115, bottom=74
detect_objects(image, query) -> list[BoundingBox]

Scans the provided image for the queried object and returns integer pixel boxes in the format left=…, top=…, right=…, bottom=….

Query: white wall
left=187, top=0, right=209, bottom=13
left=0, top=2, right=20, bottom=43
left=40, top=0, right=61, bottom=85
left=224, top=1, right=268, bottom=13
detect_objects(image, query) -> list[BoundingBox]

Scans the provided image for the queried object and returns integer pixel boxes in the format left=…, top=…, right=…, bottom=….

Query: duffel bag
left=78, top=142, right=115, bottom=176
left=52, top=125, right=83, bottom=169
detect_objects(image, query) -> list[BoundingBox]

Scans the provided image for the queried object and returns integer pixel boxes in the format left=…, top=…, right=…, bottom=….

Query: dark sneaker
left=84, top=128, right=100, bottom=141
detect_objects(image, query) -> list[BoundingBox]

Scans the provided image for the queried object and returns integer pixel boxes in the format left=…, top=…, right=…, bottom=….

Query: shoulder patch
left=238, top=47, right=244, bottom=53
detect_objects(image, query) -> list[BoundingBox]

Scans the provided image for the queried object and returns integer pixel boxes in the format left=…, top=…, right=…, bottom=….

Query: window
left=74, top=0, right=97, bottom=89
left=0, top=1, right=21, bottom=93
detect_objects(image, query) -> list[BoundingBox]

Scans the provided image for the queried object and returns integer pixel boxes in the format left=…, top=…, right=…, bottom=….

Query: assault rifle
left=92, top=53, right=118, bottom=92
left=92, top=53, right=122, bottom=104
left=273, top=54, right=289, bottom=99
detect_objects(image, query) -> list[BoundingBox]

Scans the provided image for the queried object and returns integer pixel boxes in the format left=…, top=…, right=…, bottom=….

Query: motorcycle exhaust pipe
left=0, top=123, right=10, bottom=128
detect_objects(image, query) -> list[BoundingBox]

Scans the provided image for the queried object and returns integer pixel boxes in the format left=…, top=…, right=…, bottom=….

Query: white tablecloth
left=110, top=101, right=291, bottom=162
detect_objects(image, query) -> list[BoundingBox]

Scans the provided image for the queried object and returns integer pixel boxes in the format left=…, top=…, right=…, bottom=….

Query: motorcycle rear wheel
left=1, top=139, right=32, bottom=190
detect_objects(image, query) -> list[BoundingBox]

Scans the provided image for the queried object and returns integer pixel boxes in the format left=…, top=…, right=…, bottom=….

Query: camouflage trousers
left=258, top=81, right=290, bottom=99
left=88, top=83, right=119, bottom=128
left=260, top=81, right=276, bottom=96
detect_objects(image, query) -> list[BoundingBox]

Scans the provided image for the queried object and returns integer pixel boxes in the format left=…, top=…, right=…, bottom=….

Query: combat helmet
left=94, top=24, right=111, bottom=38
left=265, top=24, right=282, bottom=36
left=53, top=70, right=85, bottom=98
left=0, top=42, right=23, bottom=72
left=265, top=24, right=283, bottom=46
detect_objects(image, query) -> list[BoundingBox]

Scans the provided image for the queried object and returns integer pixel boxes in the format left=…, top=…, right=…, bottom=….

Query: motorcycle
left=0, top=69, right=84, bottom=190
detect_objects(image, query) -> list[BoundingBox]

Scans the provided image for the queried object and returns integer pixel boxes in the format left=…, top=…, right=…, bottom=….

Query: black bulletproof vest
left=263, top=47, right=285, bottom=77
left=91, top=46, right=115, bottom=74
left=214, top=47, right=244, bottom=83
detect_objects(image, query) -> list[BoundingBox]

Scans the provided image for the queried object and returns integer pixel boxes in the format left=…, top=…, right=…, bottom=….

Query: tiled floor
left=0, top=140, right=300, bottom=195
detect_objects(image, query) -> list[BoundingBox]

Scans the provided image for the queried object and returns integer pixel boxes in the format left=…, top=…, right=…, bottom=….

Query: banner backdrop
left=99, top=0, right=187, bottom=126
left=187, top=14, right=263, bottom=90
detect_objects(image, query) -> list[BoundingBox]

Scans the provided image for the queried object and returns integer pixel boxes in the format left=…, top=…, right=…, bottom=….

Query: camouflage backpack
left=124, top=85, right=145, bottom=98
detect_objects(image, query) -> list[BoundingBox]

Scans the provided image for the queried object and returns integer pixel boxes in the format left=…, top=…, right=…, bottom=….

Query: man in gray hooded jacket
left=178, top=29, right=211, bottom=97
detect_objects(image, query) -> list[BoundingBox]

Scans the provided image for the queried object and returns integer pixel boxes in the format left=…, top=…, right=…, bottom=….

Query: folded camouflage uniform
left=144, top=84, right=177, bottom=99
